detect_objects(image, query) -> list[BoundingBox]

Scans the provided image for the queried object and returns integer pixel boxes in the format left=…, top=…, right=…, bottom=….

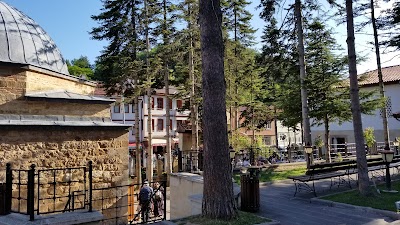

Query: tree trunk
left=324, top=115, right=331, bottom=163
left=295, top=0, right=312, bottom=168
left=189, top=2, right=199, bottom=155
left=165, top=64, right=172, bottom=174
left=371, top=0, right=390, bottom=146
left=346, top=0, right=371, bottom=196
left=134, top=83, right=142, bottom=184
left=145, top=0, right=153, bottom=182
left=130, top=5, right=141, bottom=184
left=199, top=0, right=237, bottom=218
left=274, top=107, right=279, bottom=148
left=163, top=0, right=172, bottom=175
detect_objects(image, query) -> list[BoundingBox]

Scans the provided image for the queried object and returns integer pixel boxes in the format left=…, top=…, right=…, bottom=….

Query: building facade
left=109, top=88, right=190, bottom=150
left=311, top=65, right=400, bottom=149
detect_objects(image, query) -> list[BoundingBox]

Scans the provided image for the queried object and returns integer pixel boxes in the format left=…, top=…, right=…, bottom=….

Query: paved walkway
left=257, top=178, right=400, bottom=225
left=155, top=168, right=400, bottom=225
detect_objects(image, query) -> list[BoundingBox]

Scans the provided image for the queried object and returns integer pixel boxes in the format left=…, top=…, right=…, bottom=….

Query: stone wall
left=0, top=126, right=128, bottom=181
left=0, top=67, right=26, bottom=104
left=25, top=70, right=95, bottom=95
left=0, top=126, right=129, bottom=224
left=0, top=101, right=110, bottom=117
left=0, top=66, right=109, bottom=117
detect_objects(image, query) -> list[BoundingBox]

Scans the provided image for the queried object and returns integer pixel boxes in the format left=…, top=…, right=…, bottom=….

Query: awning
left=142, top=138, right=179, bottom=147
left=152, top=139, right=167, bottom=147
left=129, top=143, right=136, bottom=147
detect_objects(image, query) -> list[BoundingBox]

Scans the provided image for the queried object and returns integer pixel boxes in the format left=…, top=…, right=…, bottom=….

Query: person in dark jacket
left=138, top=180, right=153, bottom=222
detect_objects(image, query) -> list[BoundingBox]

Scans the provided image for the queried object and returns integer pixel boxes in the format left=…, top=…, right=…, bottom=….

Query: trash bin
left=240, top=167, right=260, bottom=212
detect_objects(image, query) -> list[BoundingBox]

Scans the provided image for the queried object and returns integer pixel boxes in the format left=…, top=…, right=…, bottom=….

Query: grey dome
left=0, top=1, right=69, bottom=74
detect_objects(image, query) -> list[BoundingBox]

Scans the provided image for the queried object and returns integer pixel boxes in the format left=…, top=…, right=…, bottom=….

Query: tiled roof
left=94, top=86, right=108, bottom=96
left=358, top=65, right=400, bottom=86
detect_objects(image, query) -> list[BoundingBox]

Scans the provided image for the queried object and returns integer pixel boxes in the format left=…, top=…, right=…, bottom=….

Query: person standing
left=138, top=180, right=153, bottom=222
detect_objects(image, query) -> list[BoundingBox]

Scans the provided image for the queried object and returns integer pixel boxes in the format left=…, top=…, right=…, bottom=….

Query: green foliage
left=314, top=135, right=324, bottom=148
left=305, top=18, right=352, bottom=130
left=66, top=56, right=94, bottom=78
left=257, top=2, right=304, bottom=130
left=229, top=131, right=252, bottom=150
left=363, top=127, right=376, bottom=150
left=380, top=1, right=400, bottom=50
left=91, top=0, right=146, bottom=97
left=233, top=166, right=307, bottom=183
left=337, top=152, right=343, bottom=162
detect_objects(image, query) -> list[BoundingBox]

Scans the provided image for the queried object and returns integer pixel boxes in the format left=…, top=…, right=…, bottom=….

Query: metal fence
left=7, top=162, right=91, bottom=221
left=178, top=150, right=203, bottom=172
left=3, top=162, right=167, bottom=224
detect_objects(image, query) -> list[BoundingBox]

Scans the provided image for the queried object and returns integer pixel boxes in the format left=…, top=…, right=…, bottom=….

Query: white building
left=311, top=65, right=400, bottom=147
left=276, top=121, right=303, bottom=149
left=108, top=88, right=190, bottom=153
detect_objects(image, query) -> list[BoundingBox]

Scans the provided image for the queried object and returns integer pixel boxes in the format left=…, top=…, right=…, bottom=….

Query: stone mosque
left=0, top=1, right=130, bottom=223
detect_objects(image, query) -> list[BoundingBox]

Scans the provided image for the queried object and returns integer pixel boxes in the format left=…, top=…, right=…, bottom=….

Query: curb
left=257, top=219, right=280, bottom=225
left=310, top=197, right=400, bottom=221
left=168, top=215, right=281, bottom=225
left=260, top=179, right=293, bottom=186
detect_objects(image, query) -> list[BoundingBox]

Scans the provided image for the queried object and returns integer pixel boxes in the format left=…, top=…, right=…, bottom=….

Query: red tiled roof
left=358, top=65, right=400, bottom=86
left=94, top=86, right=107, bottom=96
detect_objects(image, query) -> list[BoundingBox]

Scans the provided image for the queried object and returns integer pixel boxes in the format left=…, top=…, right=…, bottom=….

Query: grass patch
left=321, top=180, right=400, bottom=212
left=234, top=166, right=306, bottom=184
left=175, top=211, right=270, bottom=225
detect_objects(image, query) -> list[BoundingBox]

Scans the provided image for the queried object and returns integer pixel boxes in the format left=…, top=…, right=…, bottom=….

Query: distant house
left=227, top=107, right=277, bottom=148
left=96, top=87, right=191, bottom=175
left=311, top=65, right=400, bottom=148
left=276, top=121, right=303, bottom=149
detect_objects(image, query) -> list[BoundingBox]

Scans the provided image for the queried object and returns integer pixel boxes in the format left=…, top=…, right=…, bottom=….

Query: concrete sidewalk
left=258, top=178, right=400, bottom=225
left=156, top=172, right=400, bottom=225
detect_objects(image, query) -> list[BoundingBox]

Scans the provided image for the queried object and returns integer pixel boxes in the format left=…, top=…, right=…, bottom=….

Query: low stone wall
left=170, top=173, right=203, bottom=220
left=170, top=173, right=241, bottom=220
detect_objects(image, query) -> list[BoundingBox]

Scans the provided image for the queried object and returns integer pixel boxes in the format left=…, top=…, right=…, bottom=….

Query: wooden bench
left=289, top=160, right=356, bottom=197
left=288, top=157, right=400, bottom=197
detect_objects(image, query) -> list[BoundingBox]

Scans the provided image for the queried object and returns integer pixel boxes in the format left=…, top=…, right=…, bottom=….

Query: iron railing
left=4, top=162, right=167, bottom=224
left=8, top=162, right=91, bottom=221
left=178, top=150, right=203, bottom=172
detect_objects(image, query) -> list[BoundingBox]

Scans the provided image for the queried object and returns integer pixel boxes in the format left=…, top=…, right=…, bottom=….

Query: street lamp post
left=393, top=138, right=399, bottom=155
left=229, top=146, right=236, bottom=173
left=304, top=143, right=313, bottom=169
left=379, top=147, right=398, bottom=193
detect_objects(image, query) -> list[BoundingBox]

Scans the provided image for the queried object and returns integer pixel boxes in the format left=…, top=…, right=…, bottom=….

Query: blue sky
left=4, top=0, right=106, bottom=65
left=3, top=0, right=398, bottom=74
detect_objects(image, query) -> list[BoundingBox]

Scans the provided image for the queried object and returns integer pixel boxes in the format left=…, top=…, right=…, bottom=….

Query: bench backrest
left=306, top=157, right=400, bottom=175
